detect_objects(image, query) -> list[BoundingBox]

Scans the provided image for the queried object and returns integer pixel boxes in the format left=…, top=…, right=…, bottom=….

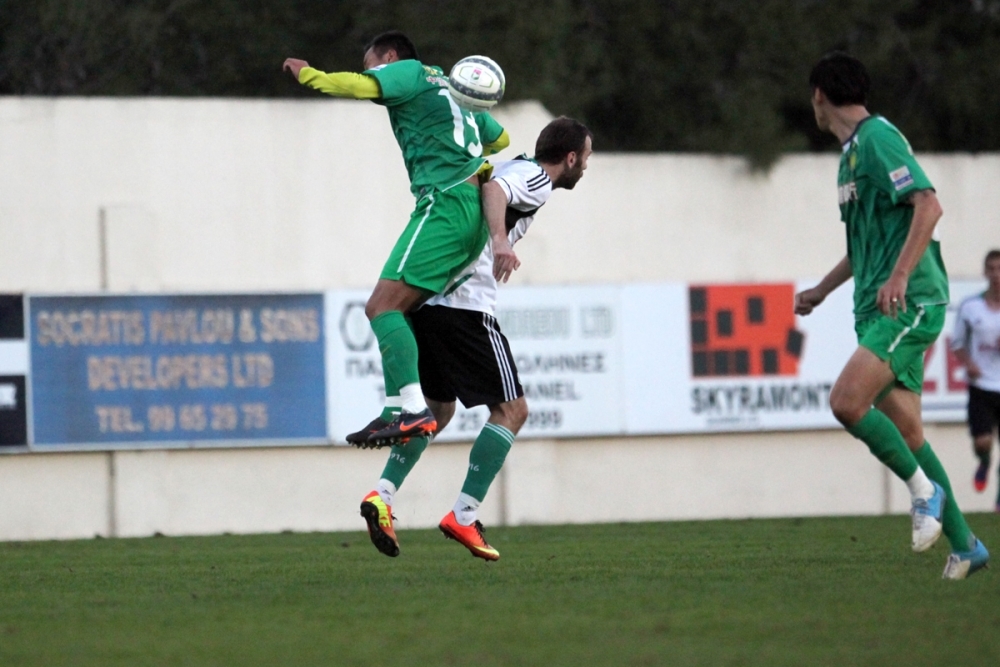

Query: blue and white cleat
left=911, top=481, right=945, bottom=553
left=942, top=538, right=989, bottom=580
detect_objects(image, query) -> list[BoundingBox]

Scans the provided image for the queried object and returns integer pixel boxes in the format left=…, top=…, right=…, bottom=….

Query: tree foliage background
left=2, top=0, right=999, bottom=165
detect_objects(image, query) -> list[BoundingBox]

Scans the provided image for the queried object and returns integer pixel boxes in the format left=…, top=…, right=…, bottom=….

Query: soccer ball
left=447, top=56, right=505, bottom=112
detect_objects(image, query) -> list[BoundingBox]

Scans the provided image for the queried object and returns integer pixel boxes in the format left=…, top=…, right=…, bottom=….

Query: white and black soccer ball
left=447, top=56, right=505, bottom=112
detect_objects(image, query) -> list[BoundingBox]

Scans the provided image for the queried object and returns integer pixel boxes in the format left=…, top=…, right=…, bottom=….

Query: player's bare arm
left=795, top=256, right=852, bottom=316
left=877, top=189, right=943, bottom=318
left=482, top=180, right=520, bottom=283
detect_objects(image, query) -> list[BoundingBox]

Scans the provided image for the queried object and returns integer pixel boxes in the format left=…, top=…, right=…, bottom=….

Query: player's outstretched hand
left=794, top=287, right=825, bottom=316
left=283, top=58, right=309, bottom=80
left=492, top=237, right=520, bottom=283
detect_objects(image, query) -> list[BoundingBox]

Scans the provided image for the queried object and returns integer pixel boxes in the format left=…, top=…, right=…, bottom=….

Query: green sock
left=460, top=423, right=515, bottom=501
left=380, top=359, right=400, bottom=421
left=380, top=436, right=429, bottom=489
left=914, top=442, right=975, bottom=552
left=370, top=311, right=420, bottom=389
left=846, top=408, right=919, bottom=481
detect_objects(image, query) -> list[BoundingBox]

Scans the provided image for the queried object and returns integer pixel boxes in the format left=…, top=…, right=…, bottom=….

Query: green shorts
left=855, top=304, right=945, bottom=395
left=380, top=182, right=488, bottom=295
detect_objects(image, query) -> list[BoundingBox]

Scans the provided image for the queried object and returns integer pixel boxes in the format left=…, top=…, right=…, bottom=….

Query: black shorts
left=410, top=305, right=523, bottom=408
left=968, top=385, right=1000, bottom=438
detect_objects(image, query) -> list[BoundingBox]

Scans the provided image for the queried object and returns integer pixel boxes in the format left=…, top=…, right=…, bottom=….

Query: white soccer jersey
left=951, top=293, right=1000, bottom=392
left=425, top=156, right=552, bottom=314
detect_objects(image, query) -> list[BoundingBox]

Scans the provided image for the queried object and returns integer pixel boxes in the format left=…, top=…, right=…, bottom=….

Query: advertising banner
left=29, top=294, right=326, bottom=446
left=622, top=281, right=854, bottom=434
left=325, top=286, right=623, bottom=444
left=0, top=294, right=28, bottom=446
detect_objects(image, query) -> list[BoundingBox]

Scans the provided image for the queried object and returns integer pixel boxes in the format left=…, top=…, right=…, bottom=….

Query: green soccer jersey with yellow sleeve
left=837, top=115, right=949, bottom=321
left=363, top=60, right=505, bottom=198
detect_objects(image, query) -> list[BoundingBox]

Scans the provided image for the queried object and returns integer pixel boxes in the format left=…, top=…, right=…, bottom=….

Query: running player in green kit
left=283, top=32, right=510, bottom=446
left=795, top=53, right=988, bottom=579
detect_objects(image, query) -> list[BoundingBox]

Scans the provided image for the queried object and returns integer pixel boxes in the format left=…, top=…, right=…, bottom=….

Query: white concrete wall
left=2, top=98, right=998, bottom=294
left=1, top=98, right=998, bottom=540
left=0, top=424, right=995, bottom=542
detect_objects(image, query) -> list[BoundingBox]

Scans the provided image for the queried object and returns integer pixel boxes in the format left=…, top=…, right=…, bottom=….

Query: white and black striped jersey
left=425, top=155, right=552, bottom=314
left=951, top=293, right=1000, bottom=392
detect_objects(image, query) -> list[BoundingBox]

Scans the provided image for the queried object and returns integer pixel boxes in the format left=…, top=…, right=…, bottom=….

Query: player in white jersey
left=356, top=117, right=593, bottom=560
left=951, top=249, right=1000, bottom=505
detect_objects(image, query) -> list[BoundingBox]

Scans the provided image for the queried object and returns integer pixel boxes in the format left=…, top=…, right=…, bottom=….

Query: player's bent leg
left=829, top=346, right=896, bottom=426
left=365, top=298, right=438, bottom=445
left=439, top=398, right=524, bottom=561
left=834, top=348, right=942, bottom=551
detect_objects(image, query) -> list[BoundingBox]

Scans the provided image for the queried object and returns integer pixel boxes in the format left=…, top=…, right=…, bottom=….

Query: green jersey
left=365, top=60, right=504, bottom=198
left=837, top=115, right=949, bottom=321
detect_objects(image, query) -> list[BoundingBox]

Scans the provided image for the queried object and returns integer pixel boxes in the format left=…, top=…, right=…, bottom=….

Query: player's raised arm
left=283, top=58, right=381, bottom=100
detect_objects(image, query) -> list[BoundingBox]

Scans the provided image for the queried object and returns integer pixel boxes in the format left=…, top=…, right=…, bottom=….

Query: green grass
left=1, top=515, right=998, bottom=667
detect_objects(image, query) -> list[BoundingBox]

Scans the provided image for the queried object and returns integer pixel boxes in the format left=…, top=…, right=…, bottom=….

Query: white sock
left=377, top=478, right=397, bottom=506
left=399, top=383, right=428, bottom=414
left=453, top=493, right=480, bottom=526
left=906, top=468, right=935, bottom=501
left=384, top=395, right=402, bottom=410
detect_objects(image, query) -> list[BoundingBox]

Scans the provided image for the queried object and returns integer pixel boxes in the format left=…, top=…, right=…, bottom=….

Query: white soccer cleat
left=942, top=539, right=989, bottom=580
left=911, top=481, right=945, bottom=553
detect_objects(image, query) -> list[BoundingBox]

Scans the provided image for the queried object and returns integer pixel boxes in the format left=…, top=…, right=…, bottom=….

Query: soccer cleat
left=911, top=481, right=945, bottom=553
left=974, top=461, right=989, bottom=492
left=438, top=511, right=499, bottom=561
left=360, top=490, right=399, bottom=557
left=367, top=408, right=437, bottom=447
left=346, top=416, right=390, bottom=448
left=942, top=539, right=990, bottom=580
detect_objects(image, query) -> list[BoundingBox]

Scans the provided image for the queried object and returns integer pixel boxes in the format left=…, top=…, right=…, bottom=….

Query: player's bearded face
left=554, top=137, right=592, bottom=190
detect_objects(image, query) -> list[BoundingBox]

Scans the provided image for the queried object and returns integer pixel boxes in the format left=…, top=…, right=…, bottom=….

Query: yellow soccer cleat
left=438, top=511, right=500, bottom=561
left=360, top=490, right=400, bottom=557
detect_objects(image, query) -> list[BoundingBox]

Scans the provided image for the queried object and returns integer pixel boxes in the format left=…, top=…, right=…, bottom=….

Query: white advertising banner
left=622, top=281, right=855, bottom=434
left=325, top=286, right=623, bottom=444
left=326, top=279, right=978, bottom=444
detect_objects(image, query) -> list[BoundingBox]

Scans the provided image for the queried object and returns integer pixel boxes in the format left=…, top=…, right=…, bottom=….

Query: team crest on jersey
left=838, top=181, right=858, bottom=205
left=890, top=166, right=914, bottom=191
left=848, top=151, right=858, bottom=171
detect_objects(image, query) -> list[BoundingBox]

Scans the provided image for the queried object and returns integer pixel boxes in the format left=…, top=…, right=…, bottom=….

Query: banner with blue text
left=29, top=294, right=326, bottom=446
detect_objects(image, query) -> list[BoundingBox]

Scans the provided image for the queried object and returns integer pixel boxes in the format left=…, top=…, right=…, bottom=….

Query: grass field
left=1, top=514, right=998, bottom=667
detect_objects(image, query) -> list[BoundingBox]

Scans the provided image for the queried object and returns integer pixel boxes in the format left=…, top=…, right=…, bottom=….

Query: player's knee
left=829, top=390, right=865, bottom=427
left=974, top=434, right=994, bottom=453
left=428, top=399, right=455, bottom=431
left=490, top=397, right=528, bottom=435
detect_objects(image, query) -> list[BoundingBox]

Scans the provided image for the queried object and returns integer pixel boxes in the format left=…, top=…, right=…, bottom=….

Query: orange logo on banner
left=689, top=284, right=804, bottom=377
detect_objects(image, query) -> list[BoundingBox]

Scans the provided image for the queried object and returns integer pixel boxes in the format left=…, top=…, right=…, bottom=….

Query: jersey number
left=439, top=89, right=483, bottom=157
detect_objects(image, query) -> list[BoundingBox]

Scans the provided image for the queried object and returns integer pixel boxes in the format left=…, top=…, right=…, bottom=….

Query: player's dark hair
left=365, top=31, right=419, bottom=61
left=535, top=117, right=592, bottom=164
left=809, top=52, right=870, bottom=106
left=985, top=249, right=1000, bottom=266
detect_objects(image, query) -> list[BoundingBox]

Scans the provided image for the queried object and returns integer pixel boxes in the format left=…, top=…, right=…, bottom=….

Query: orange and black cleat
left=360, top=490, right=399, bottom=557
left=439, top=511, right=500, bottom=561
left=346, top=416, right=391, bottom=448
left=367, top=408, right=437, bottom=447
